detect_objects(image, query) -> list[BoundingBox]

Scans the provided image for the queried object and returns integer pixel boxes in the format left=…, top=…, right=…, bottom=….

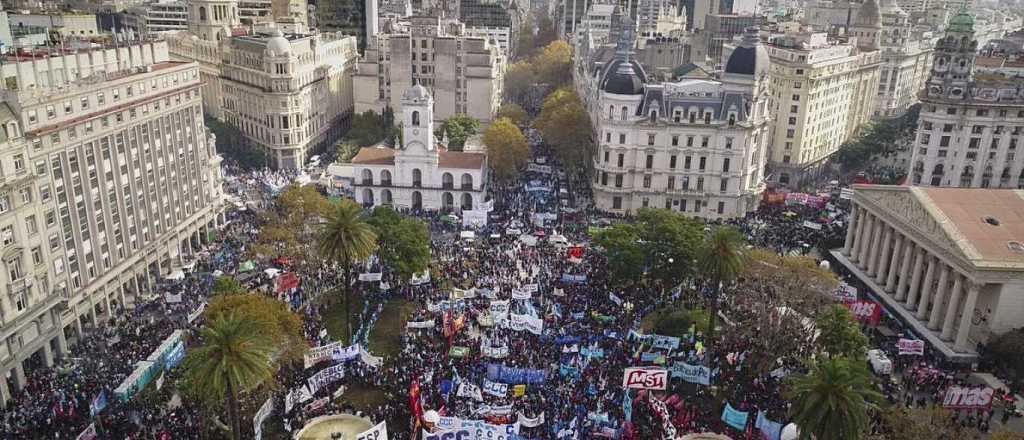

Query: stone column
left=874, top=227, right=894, bottom=284
left=905, top=249, right=926, bottom=309
left=12, top=364, right=25, bottom=392
left=42, top=343, right=54, bottom=368
left=941, top=275, right=964, bottom=340
left=885, top=234, right=904, bottom=292
left=916, top=256, right=937, bottom=319
left=895, top=241, right=915, bottom=301
left=0, top=376, right=10, bottom=409
left=867, top=221, right=885, bottom=276
left=955, top=283, right=981, bottom=352
left=56, top=329, right=69, bottom=355
left=843, top=204, right=859, bottom=256
left=928, top=265, right=951, bottom=329
left=857, top=214, right=874, bottom=265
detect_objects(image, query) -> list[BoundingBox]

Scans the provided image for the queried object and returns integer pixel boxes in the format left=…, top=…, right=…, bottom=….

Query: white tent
left=264, top=268, right=282, bottom=278
left=166, top=270, right=186, bottom=281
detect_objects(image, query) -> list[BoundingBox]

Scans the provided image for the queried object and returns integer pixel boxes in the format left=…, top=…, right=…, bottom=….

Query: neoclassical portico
left=833, top=185, right=1024, bottom=363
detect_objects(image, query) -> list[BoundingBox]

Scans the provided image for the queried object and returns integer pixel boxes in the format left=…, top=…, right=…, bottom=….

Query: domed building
left=167, top=16, right=360, bottom=169
left=587, top=25, right=772, bottom=219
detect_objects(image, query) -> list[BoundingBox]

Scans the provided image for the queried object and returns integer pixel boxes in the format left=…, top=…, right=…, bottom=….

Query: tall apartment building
left=765, top=27, right=881, bottom=187
left=168, top=0, right=359, bottom=168
left=353, top=15, right=505, bottom=126
left=873, top=0, right=934, bottom=119
left=124, top=0, right=189, bottom=35
left=908, top=11, right=1024, bottom=188
left=577, top=28, right=772, bottom=218
left=8, top=12, right=100, bottom=38
left=0, top=40, right=224, bottom=405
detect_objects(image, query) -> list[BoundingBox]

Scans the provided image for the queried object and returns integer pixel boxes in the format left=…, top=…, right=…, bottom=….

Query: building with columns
left=833, top=185, right=1024, bottom=362
left=347, top=85, right=489, bottom=211
left=0, top=41, right=225, bottom=405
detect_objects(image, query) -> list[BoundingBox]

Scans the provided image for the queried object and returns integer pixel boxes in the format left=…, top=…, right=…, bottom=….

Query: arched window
left=412, top=168, right=422, bottom=187
left=442, top=192, right=454, bottom=210
left=608, top=105, right=615, bottom=120
left=412, top=111, right=420, bottom=126
left=649, top=110, right=658, bottom=122
left=442, top=172, right=454, bottom=189
left=461, top=193, right=473, bottom=210
left=362, top=188, right=374, bottom=206
left=621, top=106, right=628, bottom=120
left=361, top=168, right=373, bottom=185
left=461, top=173, right=473, bottom=189
left=381, top=169, right=392, bottom=185
left=381, top=189, right=393, bottom=204
left=199, top=6, right=207, bottom=21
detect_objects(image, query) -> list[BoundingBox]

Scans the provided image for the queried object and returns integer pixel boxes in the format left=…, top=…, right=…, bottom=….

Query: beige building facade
left=354, top=15, right=505, bottom=125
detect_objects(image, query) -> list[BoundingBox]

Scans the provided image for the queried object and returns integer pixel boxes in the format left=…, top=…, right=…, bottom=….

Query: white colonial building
left=349, top=86, right=488, bottom=212
left=578, top=28, right=771, bottom=219
left=834, top=185, right=1024, bottom=362
left=907, top=10, right=1024, bottom=189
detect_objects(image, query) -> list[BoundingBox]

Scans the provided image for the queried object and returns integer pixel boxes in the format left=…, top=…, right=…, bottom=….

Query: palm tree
left=318, top=199, right=378, bottom=342
left=787, top=357, right=885, bottom=440
left=695, top=226, right=746, bottom=351
left=183, top=313, right=276, bottom=440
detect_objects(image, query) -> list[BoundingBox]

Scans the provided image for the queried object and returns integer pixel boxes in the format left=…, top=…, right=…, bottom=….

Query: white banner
left=458, top=382, right=484, bottom=401
left=355, top=421, right=389, bottom=440
left=359, top=346, right=383, bottom=368
left=410, top=270, right=431, bottom=285
left=802, top=220, right=823, bottom=230
left=483, top=379, right=508, bottom=397
left=509, top=313, right=543, bottom=335
left=622, top=367, right=668, bottom=390
left=359, top=272, right=383, bottom=282
left=164, top=292, right=183, bottom=303
left=482, top=344, right=509, bottom=359
left=832, top=282, right=857, bottom=303
left=517, top=411, right=545, bottom=427
left=840, top=188, right=854, bottom=200
left=490, top=300, right=510, bottom=324
left=451, top=288, right=477, bottom=300
left=307, top=364, right=345, bottom=396
left=187, top=302, right=206, bottom=323
left=76, top=423, right=97, bottom=440
left=463, top=209, right=489, bottom=228
left=511, top=288, right=532, bottom=300
left=522, top=283, right=539, bottom=293
left=303, top=342, right=360, bottom=369
left=406, top=320, right=436, bottom=329
left=253, top=396, right=274, bottom=440
left=284, top=385, right=312, bottom=414
left=897, top=338, right=925, bottom=355
left=527, top=163, right=553, bottom=174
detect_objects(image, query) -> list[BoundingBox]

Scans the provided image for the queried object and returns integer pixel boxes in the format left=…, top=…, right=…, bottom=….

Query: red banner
left=844, top=300, right=881, bottom=326
left=567, top=246, right=584, bottom=259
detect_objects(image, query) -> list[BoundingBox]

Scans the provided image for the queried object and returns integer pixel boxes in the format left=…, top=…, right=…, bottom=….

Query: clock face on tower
left=413, top=129, right=419, bottom=136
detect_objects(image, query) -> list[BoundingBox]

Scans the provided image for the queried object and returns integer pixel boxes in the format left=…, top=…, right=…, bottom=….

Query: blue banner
left=559, top=364, right=580, bottom=379
left=622, top=390, right=633, bottom=423
left=90, top=391, right=108, bottom=417
left=722, top=403, right=750, bottom=431
left=755, top=410, right=784, bottom=440
left=671, top=362, right=711, bottom=386
left=487, top=364, right=547, bottom=384
left=164, top=341, right=186, bottom=370
left=560, top=274, right=587, bottom=284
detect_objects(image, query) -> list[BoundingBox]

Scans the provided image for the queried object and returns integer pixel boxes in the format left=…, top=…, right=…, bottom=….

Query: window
left=717, top=201, right=725, bottom=214
left=722, top=158, right=731, bottom=173
left=921, top=133, right=931, bottom=144
left=19, top=188, right=31, bottom=204
left=938, top=150, right=947, bottom=158
left=13, top=155, right=24, bottom=174
left=786, top=129, right=795, bottom=138
left=940, top=136, right=951, bottom=147
left=614, top=174, right=623, bottom=187
left=972, top=125, right=984, bottom=134
left=784, top=142, right=792, bottom=150
left=966, top=152, right=977, bottom=160
left=619, top=134, right=626, bottom=144
left=684, top=156, right=692, bottom=169
left=699, top=157, right=706, bottom=170
left=604, top=151, right=609, bottom=162
left=923, top=122, right=933, bottom=130
left=969, top=138, right=981, bottom=149
left=696, top=177, right=704, bottom=190
left=701, top=136, right=709, bottom=147
left=25, top=216, right=36, bottom=235
left=45, top=209, right=55, bottom=226
left=686, top=136, right=694, bottom=147
left=790, top=105, right=798, bottom=113
left=643, top=175, right=651, bottom=188
left=617, top=154, right=624, bottom=167
left=80, top=97, right=89, bottom=109
left=946, top=107, right=956, bottom=115
left=720, top=178, right=729, bottom=192
left=788, top=117, right=797, bottom=125
left=1, top=225, right=13, bottom=246
left=40, top=185, right=50, bottom=202
left=605, top=132, right=611, bottom=143
left=612, top=197, right=622, bottom=209
left=7, top=257, right=22, bottom=281
left=977, top=109, right=989, bottom=116
left=672, top=135, right=679, bottom=146
left=725, top=138, right=733, bottom=149
left=97, top=93, right=105, bottom=105
left=31, top=247, right=42, bottom=266
left=792, top=94, right=801, bottom=101
left=670, top=155, right=677, bottom=169
left=27, top=110, right=37, bottom=124
left=645, top=155, right=653, bottom=169
left=668, top=176, right=675, bottom=189
left=647, top=134, right=655, bottom=146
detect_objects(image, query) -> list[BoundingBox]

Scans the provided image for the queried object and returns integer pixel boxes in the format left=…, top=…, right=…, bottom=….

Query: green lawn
left=336, top=382, right=389, bottom=412
left=367, top=299, right=417, bottom=358
left=323, top=296, right=357, bottom=344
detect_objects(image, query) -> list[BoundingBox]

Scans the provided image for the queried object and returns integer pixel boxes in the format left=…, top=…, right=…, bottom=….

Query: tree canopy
left=483, top=117, right=531, bottom=181
left=366, top=206, right=431, bottom=282
left=787, top=357, right=885, bottom=440
left=206, top=116, right=267, bottom=170
left=438, top=115, right=480, bottom=151
left=533, top=87, right=593, bottom=168
left=497, top=103, right=530, bottom=127
left=347, top=109, right=396, bottom=147
left=205, top=292, right=307, bottom=365
left=212, top=276, right=246, bottom=296
left=532, top=40, right=572, bottom=87
left=250, top=185, right=333, bottom=266
left=593, top=208, right=704, bottom=286
left=815, top=304, right=871, bottom=359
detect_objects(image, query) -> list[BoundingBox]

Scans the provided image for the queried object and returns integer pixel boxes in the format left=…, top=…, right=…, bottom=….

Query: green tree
left=205, top=117, right=267, bottom=170
left=251, top=185, right=333, bottom=268
left=533, top=87, right=593, bottom=167
left=205, top=293, right=308, bottom=365
left=497, top=103, right=530, bottom=127
left=483, top=117, right=531, bottom=181
left=815, top=304, right=870, bottom=359
left=987, top=327, right=1024, bottom=381
left=593, top=223, right=645, bottom=284
left=438, top=115, right=480, bottom=151
left=182, top=313, right=276, bottom=440
left=366, top=206, right=430, bottom=282
left=212, top=276, right=246, bottom=296
left=635, top=208, right=703, bottom=287
left=319, top=199, right=378, bottom=340
left=348, top=110, right=388, bottom=147
left=787, top=357, right=885, bottom=440
left=696, top=227, right=747, bottom=350
left=505, top=61, right=538, bottom=108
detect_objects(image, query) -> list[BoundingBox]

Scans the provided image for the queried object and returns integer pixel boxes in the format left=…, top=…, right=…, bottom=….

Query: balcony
left=381, top=179, right=392, bottom=187
left=442, top=182, right=454, bottom=190
left=362, top=179, right=373, bottom=185
left=412, top=181, right=422, bottom=188
left=461, top=184, right=474, bottom=190
left=6, top=278, right=31, bottom=296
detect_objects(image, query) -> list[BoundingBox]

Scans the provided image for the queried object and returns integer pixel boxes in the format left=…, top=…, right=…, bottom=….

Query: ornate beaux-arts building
left=834, top=184, right=1024, bottom=363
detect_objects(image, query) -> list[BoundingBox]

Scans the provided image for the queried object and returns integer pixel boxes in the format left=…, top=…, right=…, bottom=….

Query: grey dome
left=601, top=60, right=645, bottom=95
left=403, top=84, right=432, bottom=102
left=265, top=28, right=290, bottom=56
left=854, top=0, right=882, bottom=28
left=725, top=29, right=769, bottom=77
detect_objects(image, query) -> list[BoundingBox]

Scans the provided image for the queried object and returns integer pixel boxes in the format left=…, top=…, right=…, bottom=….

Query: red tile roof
left=350, top=147, right=396, bottom=165
left=438, top=150, right=486, bottom=169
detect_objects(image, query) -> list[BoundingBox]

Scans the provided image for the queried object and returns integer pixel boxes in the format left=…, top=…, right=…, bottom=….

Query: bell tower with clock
left=401, top=84, right=436, bottom=152
left=927, top=7, right=977, bottom=99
